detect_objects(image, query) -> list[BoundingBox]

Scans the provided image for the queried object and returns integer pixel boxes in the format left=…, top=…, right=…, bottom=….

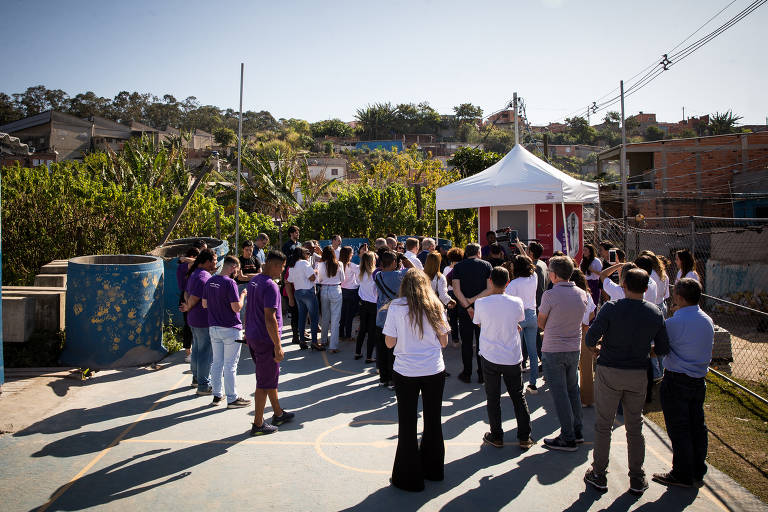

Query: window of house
left=331, top=168, right=339, bottom=176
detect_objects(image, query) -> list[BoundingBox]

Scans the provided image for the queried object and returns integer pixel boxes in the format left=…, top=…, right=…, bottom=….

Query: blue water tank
left=62, top=255, right=165, bottom=369
left=149, top=237, right=229, bottom=325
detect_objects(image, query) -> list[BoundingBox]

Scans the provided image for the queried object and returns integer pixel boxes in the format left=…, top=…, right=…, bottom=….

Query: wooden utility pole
left=235, top=63, right=244, bottom=253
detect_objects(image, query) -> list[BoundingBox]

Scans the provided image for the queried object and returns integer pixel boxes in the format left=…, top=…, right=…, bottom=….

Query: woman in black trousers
left=382, top=269, right=450, bottom=492
left=355, top=251, right=378, bottom=362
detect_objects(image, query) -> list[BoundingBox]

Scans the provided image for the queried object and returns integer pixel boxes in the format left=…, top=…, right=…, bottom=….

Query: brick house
left=597, top=132, right=768, bottom=218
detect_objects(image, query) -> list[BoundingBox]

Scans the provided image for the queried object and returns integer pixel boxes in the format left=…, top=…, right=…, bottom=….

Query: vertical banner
left=478, top=207, right=491, bottom=245
left=535, top=204, right=554, bottom=258
left=555, top=204, right=583, bottom=262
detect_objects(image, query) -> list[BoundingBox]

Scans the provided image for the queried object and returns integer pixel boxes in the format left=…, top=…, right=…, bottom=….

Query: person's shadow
left=32, top=432, right=247, bottom=511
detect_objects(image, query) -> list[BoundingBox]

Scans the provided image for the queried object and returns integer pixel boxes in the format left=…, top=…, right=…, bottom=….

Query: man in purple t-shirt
left=181, top=248, right=217, bottom=395
left=246, top=250, right=294, bottom=436
left=203, top=256, right=250, bottom=409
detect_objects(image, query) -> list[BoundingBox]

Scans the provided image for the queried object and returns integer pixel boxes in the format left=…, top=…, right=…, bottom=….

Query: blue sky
left=2, top=0, right=766, bottom=125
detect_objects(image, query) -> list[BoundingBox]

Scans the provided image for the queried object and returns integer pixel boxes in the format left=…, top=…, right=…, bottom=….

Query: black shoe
left=311, top=343, right=326, bottom=351
left=477, top=373, right=484, bottom=384
left=584, top=469, right=608, bottom=492
left=483, top=432, right=503, bottom=448
left=250, top=422, right=278, bottom=436
left=458, top=372, right=471, bottom=383
left=272, top=410, right=295, bottom=426
left=575, top=430, right=584, bottom=443
left=291, top=338, right=300, bottom=345
left=629, top=476, right=649, bottom=496
left=543, top=436, right=578, bottom=452
left=299, top=342, right=308, bottom=350
left=354, top=353, right=362, bottom=360
left=652, top=472, right=693, bottom=488
left=211, top=396, right=223, bottom=406
left=365, top=358, right=376, bottom=364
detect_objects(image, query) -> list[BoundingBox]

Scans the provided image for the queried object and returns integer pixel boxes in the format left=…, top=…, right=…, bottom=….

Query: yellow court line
left=36, top=374, right=189, bottom=512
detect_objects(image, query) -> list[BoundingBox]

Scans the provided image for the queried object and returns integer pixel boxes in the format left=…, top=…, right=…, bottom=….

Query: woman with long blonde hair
left=383, top=269, right=450, bottom=492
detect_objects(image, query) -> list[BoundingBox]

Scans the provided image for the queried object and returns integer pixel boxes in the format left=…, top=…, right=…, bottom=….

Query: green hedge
left=2, top=163, right=476, bottom=285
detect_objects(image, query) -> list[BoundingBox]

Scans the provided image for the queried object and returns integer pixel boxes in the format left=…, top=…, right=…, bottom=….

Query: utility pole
left=620, top=80, right=628, bottom=249
left=235, top=63, right=244, bottom=253
left=682, top=106, right=685, bottom=122
left=513, top=92, right=519, bottom=145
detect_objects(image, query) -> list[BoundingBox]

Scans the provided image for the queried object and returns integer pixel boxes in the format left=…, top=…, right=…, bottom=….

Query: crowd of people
left=176, top=227, right=714, bottom=496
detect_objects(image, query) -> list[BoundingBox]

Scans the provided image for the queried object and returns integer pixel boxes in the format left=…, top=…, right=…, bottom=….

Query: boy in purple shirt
left=181, top=248, right=217, bottom=395
left=203, top=256, right=250, bottom=409
left=177, top=246, right=200, bottom=363
left=246, top=250, right=294, bottom=435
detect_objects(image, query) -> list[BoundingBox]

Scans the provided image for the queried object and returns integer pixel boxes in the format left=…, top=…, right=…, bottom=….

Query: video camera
left=494, top=227, right=519, bottom=244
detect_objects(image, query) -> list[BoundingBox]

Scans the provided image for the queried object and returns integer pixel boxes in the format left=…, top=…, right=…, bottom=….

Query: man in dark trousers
left=452, top=243, right=492, bottom=383
left=583, top=268, right=670, bottom=495
left=653, top=278, right=714, bottom=489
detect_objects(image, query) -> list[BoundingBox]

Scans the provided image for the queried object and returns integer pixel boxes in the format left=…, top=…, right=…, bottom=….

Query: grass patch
left=644, top=373, right=768, bottom=503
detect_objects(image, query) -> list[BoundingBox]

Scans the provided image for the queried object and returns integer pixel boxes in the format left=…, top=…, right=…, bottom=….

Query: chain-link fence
left=585, top=209, right=768, bottom=401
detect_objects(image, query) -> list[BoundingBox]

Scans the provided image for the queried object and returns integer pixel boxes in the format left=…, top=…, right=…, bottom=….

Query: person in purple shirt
left=203, top=256, right=251, bottom=409
left=181, top=248, right=217, bottom=395
left=177, top=246, right=200, bottom=363
left=246, top=250, right=294, bottom=436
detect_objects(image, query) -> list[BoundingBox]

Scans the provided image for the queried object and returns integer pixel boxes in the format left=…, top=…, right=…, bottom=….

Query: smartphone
left=609, top=249, right=617, bottom=263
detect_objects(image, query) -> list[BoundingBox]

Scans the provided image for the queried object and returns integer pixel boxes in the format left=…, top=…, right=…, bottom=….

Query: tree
left=213, top=126, right=236, bottom=147
left=67, top=91, right=112, bottom=118
left=355, top=103, right=397, bottom=140
left=453, top=103, right=483, bottom=126
left=0, top=92, right=22, bottom=124
left=447, top=146, right=502, bottom=178
left=707, top=110, right=743, bottom=135
left=603, top=111, right=621, bottom=125
left=565, top=116, right=597, bottom=145
left=111, top=91, right=151, bottom=124
left=311, top=119, right=353, bottom=138
left=645, top=125, right=665, bottom=141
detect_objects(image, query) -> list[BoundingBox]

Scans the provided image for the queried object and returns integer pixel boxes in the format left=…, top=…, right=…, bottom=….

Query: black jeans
left=376, top=327, right=394, bottom=383
left=481, top=357, right=531, bottom=441
left=458, top=307, right=482, bottom=376
left=355, top=300, right=377, bottom=359
left=179, top=294, right=192, bottom=349
left=339, top=288, right=359, bottom=338
left=660, top=371, right=708, bottom=484
left=287, top=300, right=300, bottom=343
left=447, top=290, right=459, bottom=341
left=392, top=370, right=446, bottom=492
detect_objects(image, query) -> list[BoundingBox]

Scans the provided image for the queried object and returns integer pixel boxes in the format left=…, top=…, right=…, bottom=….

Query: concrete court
left=0, top=328, right=765, bottom=512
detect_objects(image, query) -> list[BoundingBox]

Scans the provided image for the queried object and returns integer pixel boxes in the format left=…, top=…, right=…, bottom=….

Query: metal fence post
left=690, top=216, right=696, bottom=259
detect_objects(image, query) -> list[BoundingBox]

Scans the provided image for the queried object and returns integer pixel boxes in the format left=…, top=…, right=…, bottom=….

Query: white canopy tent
left=435, top=144, right=599, bottom=254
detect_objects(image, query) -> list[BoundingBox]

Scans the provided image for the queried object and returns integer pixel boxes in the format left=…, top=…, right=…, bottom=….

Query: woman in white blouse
left=424, top=251, right=455, bottom=308
left=383, top=269, right=450, bottom=492
left=317, top=246, right=345, bottom=353
left=355, top=251, right=378, bottom=362
left=675, top=249, right=700, bottom=283
left=287, top=247, right=320, bottom=351
left=338, top=246, right=360, bottom=341
left=504, top=255, right=540, bottom=394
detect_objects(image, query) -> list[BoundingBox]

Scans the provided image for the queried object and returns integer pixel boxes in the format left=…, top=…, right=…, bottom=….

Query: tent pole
left=561, top=183, right=570, bottom=256
left=435, top=207, right=438, bottom=242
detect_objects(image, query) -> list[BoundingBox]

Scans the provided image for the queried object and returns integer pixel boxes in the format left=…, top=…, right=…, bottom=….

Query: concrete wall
left=706, top=260, right=768, bottom=298
left=710, top=228, right=768, bottom=263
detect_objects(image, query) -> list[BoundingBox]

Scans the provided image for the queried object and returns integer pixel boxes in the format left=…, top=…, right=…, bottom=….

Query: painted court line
left=36, top=374, right=189, bottom=512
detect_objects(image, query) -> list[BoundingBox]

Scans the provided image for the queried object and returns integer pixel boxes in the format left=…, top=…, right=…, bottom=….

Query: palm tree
left=707, top=110, right=743, bottom=135
left=355, top=103, right=396, bottom=140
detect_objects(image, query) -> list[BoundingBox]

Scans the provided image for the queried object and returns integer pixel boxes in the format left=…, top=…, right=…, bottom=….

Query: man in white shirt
left=404, top=237, right=424, bottom=270
left=473, top=266, right=534, bottom=450
left=331, top=235, right=342, bottom=259
left=600, top=262, right=657, bottom=302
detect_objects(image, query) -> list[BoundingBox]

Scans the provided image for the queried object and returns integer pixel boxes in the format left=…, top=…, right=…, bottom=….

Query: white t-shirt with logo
left=603, top=277, right=657, bottom=302
left=473, top=293, right=526, bottom=366
left=382, top=297, right=448, bottom=377
left=504, top=275, right=538, bottom=311
left=287, top=259, right=316, bottom=290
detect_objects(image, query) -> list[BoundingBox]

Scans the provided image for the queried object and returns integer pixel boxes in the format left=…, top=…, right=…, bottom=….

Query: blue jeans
left=295, top=288, right=319, bottom=344
left=520, top=309, right=538, bottom=386
left=190, top=326, right=212, bottom=391
left=542, top=350, right=582, bottom=442
left=209, top=326, right=242, bottom=403
left=321, top=284, right=343, bottom=349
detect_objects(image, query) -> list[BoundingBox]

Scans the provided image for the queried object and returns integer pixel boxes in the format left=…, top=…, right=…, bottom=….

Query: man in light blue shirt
left=653, top=278, right=714, bottom=489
